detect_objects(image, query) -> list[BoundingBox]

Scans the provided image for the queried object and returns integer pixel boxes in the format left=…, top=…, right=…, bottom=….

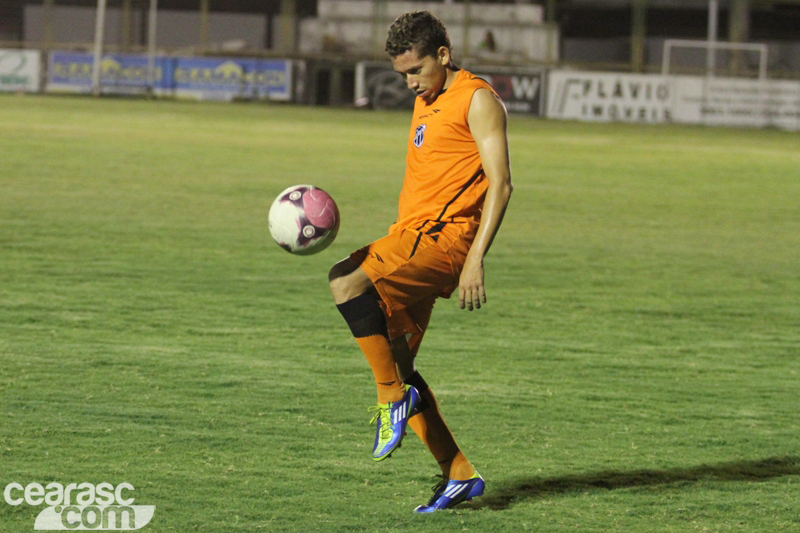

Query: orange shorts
left=350, top=226, right=471, bottom=346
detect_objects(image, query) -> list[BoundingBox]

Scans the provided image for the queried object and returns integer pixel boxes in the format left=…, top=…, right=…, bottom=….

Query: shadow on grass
left=475, top=456, right=800, bottom=511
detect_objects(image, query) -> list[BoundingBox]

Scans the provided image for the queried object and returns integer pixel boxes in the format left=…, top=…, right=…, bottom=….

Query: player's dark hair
left=385, top=11, right=451, bottom=59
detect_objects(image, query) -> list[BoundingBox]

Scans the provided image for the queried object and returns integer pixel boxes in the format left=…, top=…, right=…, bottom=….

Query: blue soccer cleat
left=368, top=384, right=419, bottom=461
left=414, top=472, right=485, bottom=513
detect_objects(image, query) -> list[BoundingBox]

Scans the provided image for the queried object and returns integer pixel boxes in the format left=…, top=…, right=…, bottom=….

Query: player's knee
left=329, top=273, right=345, bottom=302
left=328, top=272, right=346, bottom=300
left=329, top=258, right=376, bottom=304
left=328, top=261, right=349, bottom=296
left=328, top=264, right=340, bottom=285
left=328, top=258, right=356, bottom=284
left=329, top=261, right=360, bottom=303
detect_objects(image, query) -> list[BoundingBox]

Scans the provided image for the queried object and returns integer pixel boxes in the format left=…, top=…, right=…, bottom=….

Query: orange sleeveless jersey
left=388, top=69, right=497, bottom=244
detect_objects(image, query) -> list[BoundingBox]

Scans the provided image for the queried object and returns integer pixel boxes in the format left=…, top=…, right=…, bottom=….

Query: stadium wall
left=23, top=4, right=268, bottom=52
left=4, top=48, right=799, bottom=131
left=301, top=0, right=558, bottom=64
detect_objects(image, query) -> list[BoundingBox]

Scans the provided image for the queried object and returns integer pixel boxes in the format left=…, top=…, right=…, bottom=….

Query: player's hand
left=458, top=257, right=486, bottom=311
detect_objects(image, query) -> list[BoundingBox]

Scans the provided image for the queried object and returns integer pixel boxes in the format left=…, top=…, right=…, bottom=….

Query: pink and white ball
left=268, top=185, right=340, bottom=255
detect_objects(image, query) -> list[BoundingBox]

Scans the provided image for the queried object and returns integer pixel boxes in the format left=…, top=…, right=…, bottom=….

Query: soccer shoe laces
left=425, top=475, right=448, bottom=504
left=368, top=404, right=393, bottom=440
left=430, top=475, right=447, bottom=494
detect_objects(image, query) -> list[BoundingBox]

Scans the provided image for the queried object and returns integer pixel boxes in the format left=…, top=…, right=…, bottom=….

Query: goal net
left=662, top=39, right=768, bottom=80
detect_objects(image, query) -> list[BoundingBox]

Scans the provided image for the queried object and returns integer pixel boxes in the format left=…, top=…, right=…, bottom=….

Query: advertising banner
left=672, top=76, right=800, bottom=131
left=547, top=69, right=800, bottom=131
left=355, top=62, right=416, bottom=110
left=48, top=51, right=172, bottom=94
left=475, top=68, right=544, bottom=115
left=47, top=52, right=292, bottom=101
left=0, top=49, right=41, bottom=93
left=547, top=70, right=674, bottom=124
left=172, top=58, right=292, bottom=101
left=355, top=62, right=544, bottom=115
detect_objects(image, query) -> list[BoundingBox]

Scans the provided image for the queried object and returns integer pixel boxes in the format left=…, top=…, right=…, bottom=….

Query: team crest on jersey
left=414, top=124, right=426, bottom=148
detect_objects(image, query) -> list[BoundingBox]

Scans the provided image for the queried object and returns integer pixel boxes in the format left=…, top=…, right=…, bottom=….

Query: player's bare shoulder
left=468, top=87, right=508, bottom=132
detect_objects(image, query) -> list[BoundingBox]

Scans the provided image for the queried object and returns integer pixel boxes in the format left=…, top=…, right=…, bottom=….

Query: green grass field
left=1, top=93, right=798, bottom=532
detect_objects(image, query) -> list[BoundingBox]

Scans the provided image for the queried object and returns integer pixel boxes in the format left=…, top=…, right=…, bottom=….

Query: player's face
left=392, top=47, right=452, bottom=104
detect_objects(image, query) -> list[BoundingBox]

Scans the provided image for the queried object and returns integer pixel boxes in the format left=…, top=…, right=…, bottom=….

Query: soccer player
left=328, top=10, right=513, bottom=513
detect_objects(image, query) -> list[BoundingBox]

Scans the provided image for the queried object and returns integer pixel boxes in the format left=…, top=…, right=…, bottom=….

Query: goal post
left=91, top=0, right=160, bottom=95
left=147, top=0, right=158, bottom=93
left=91, top=0, right=107, bottom=96
left=662, top=39, right=768, bottom=80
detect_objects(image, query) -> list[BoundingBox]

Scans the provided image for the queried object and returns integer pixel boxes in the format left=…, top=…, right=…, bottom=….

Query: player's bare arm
left=458, top=88, right=513, bottom=311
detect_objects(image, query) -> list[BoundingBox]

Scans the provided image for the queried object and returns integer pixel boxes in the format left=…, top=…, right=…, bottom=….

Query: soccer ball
left=268, top=185, right=340, bottom=255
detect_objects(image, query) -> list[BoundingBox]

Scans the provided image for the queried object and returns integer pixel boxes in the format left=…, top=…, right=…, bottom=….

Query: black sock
left=405, top=371, right=430, bottom=412
left=336, top=293, right=389, bottom=339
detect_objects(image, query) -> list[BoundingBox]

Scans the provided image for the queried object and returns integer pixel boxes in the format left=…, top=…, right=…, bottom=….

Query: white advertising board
left=0, top=49, right=41, bottom=93
left=547, top=69, right=800, bottom=131
left=672, top=76, right=800, bottom=131
left=547, top=71, right=675, bottom=124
